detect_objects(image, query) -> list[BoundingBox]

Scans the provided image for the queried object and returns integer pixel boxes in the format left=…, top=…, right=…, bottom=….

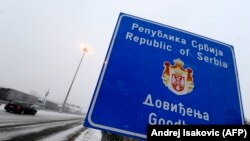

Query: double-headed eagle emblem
left=162, top=58, right=194, bottom=95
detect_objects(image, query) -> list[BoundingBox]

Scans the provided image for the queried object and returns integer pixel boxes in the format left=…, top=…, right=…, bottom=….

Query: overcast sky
left=0, top=0, right=250, bottom=119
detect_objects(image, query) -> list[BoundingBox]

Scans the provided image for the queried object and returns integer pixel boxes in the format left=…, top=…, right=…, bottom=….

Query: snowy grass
left=75, top=128, right=102, bottom=141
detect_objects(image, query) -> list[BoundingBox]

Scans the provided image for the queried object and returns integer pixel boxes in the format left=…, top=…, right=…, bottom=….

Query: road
left=0, top=105, right=102, bottom=141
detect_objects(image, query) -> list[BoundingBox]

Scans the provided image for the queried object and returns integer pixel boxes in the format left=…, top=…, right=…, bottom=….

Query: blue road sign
left=84, top=13, right=245, bottom=139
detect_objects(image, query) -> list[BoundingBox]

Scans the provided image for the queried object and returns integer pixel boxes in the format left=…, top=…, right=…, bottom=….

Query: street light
left=43, top=88, right=50, bottom=105
left=61, top=47, right=89, bottom=112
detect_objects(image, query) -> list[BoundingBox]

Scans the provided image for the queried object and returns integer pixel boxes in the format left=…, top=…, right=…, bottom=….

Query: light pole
left=61, top=47, right=88, bottom=112
left=43, top=88, right=50, bottom=105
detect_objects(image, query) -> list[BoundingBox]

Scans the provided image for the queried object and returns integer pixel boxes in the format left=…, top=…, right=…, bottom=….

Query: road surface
left=0, top=105, right=101, bottom=141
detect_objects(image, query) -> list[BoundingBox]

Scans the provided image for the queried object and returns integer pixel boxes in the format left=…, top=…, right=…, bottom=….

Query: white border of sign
left=87, top=13, right=245, bottom=139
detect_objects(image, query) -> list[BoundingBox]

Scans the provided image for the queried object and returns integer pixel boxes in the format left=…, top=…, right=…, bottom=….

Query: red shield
left=171, top=74, right=185, bottom=91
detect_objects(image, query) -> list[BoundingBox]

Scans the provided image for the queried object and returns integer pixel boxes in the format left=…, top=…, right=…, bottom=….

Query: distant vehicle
left=4, top=101, right=37, bottom=115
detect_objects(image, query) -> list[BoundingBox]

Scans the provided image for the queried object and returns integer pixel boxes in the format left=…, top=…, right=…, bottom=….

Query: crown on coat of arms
left=162, top=58, right=194, bottom=95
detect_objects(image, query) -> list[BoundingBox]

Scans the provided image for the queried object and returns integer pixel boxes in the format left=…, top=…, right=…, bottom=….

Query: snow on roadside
left=37, top=124, right=102, bottom=141
left=38, top=124, right=84, bottom=141
left=75, top=128, right=102, bottom=141
left=37, top=109, right=84, bottom=119
left=0, top=120, right=78, bottom=141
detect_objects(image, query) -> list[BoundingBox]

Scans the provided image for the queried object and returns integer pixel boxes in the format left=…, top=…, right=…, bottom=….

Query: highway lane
left=0, top=105, right=89, bottom=141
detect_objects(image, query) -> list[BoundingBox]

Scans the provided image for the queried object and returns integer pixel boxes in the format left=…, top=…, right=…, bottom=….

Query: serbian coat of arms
left=162, top=58, right=194, bottom=95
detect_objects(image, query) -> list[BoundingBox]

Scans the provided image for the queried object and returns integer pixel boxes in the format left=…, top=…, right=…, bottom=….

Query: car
left=4, top=101, right=37, bottom=115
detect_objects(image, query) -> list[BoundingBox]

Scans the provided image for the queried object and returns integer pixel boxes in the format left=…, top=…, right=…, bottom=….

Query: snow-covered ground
left=38, top=125, right=102, bottom=141
left=0, top=104, right=102, bottom=141
left=76, top=128, right=102, bottom=141
left=38, top=124, right=102, bottom=141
